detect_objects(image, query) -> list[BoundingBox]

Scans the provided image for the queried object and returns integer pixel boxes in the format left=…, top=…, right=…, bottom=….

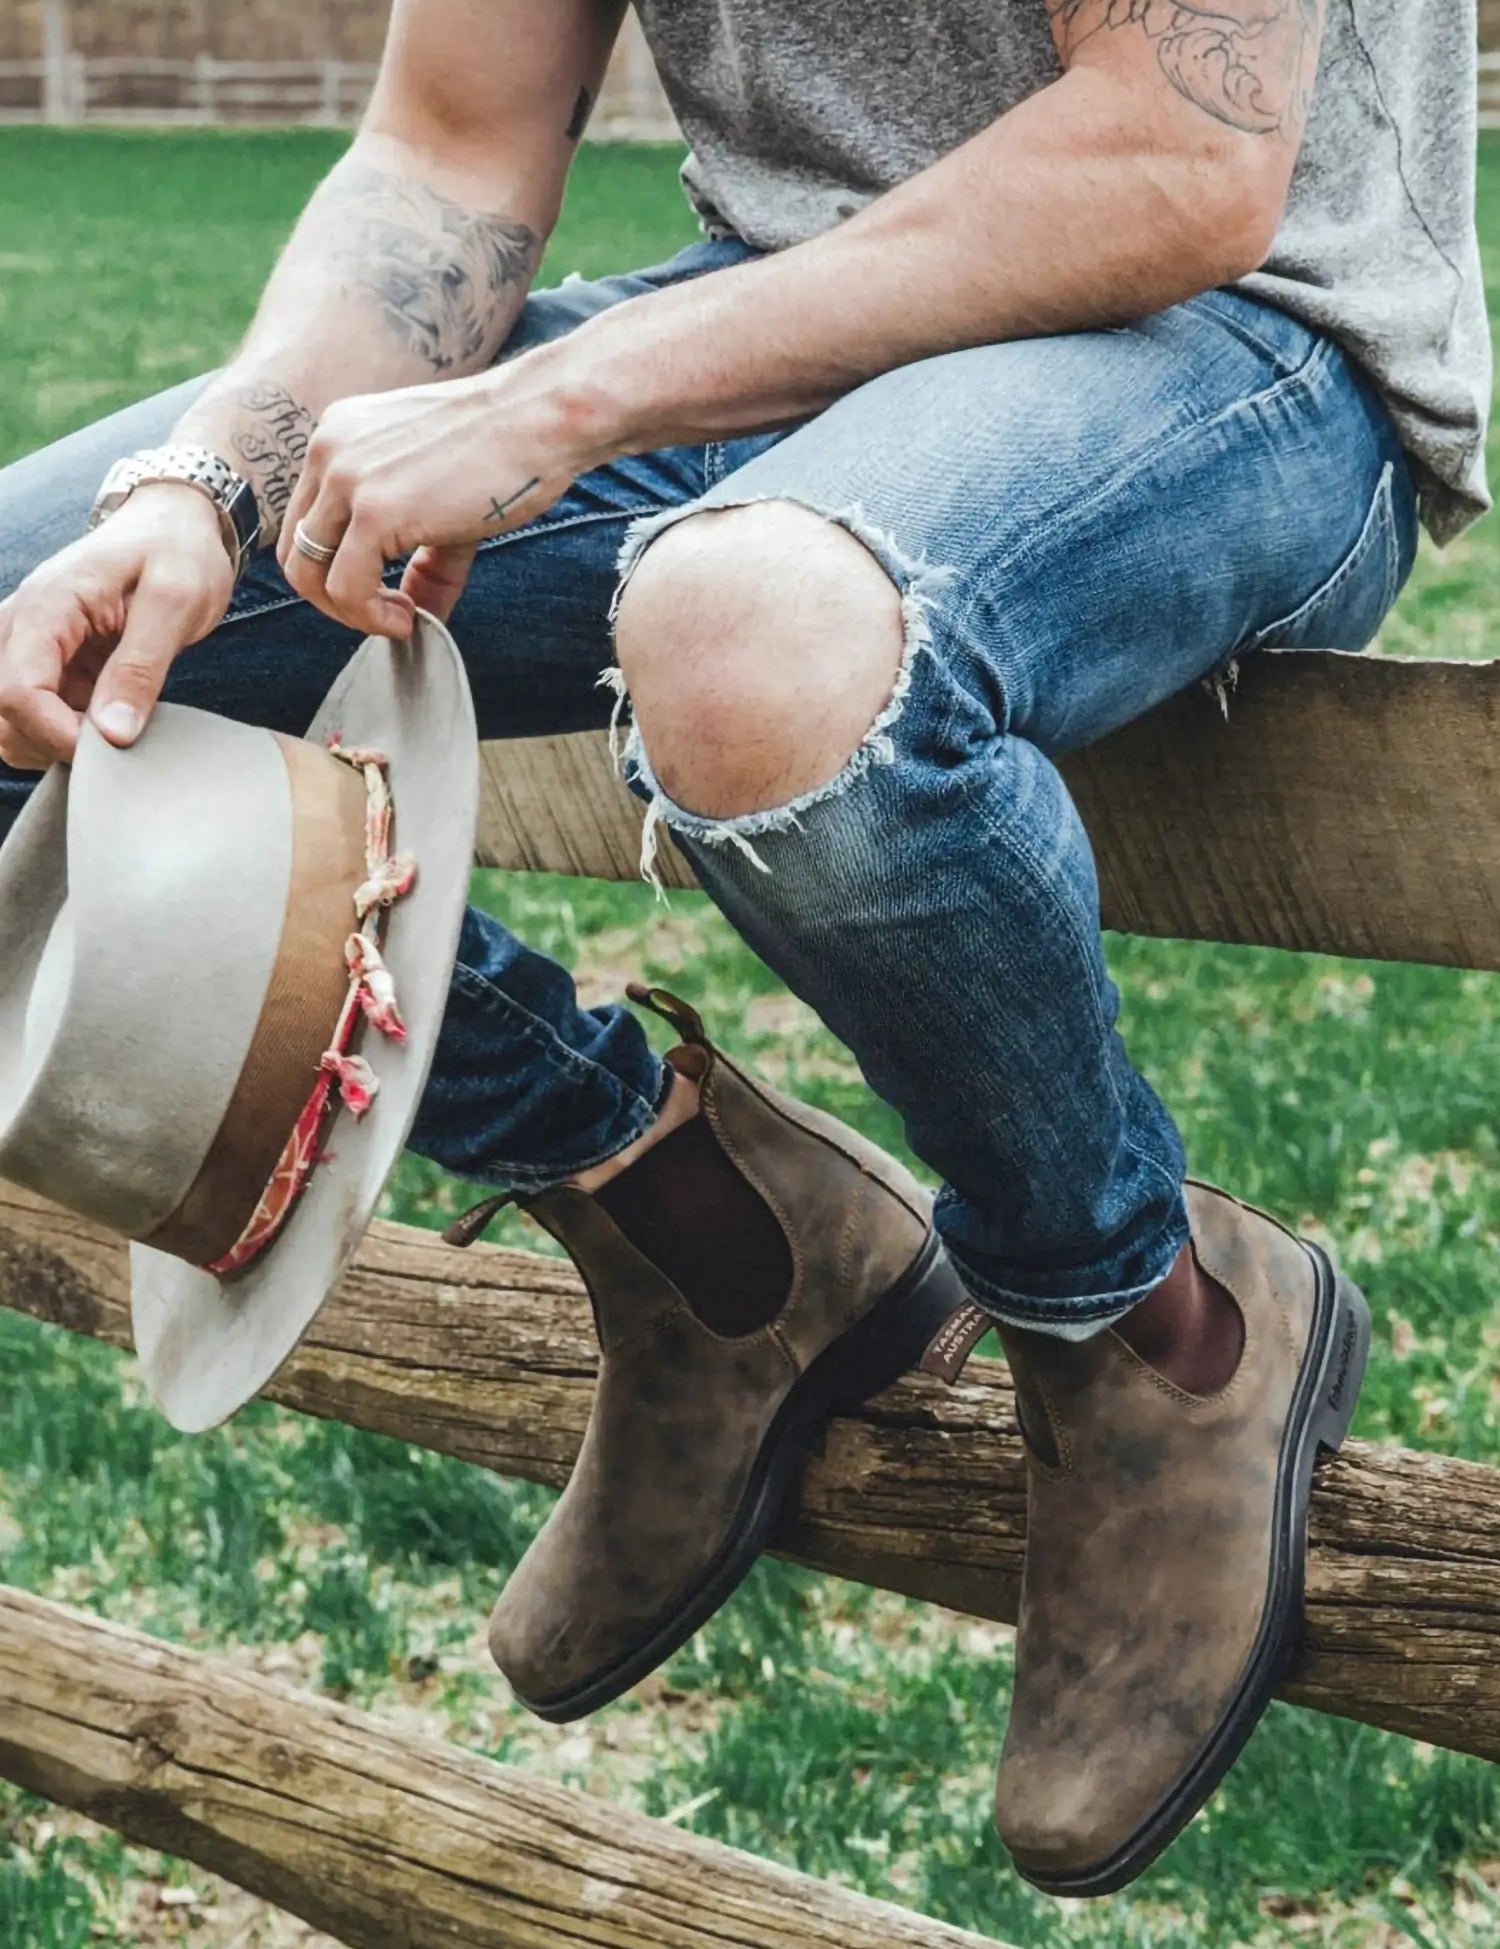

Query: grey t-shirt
left=633, top=0, right=1492, bottom=544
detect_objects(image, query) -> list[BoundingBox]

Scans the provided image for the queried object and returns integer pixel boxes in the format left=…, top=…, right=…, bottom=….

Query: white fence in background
left=0, top=45, right=679, bottom=136
left=0, top=55, right=377, bottom=126
left=1481, top=51, right=1500, bottom=128
left=0, top=48, right=1494, bottom=135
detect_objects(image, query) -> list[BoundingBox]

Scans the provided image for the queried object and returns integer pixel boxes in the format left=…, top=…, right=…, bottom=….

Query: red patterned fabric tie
left=202, top=742, right=417, bottom=1277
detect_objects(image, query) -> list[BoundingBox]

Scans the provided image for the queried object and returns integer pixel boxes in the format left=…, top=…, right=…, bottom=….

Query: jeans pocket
left=1245, top=461, right=1403, bottom=655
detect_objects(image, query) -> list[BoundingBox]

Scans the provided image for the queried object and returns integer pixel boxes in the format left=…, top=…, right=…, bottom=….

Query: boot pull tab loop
left=625, top=981, right=708, bottom=1046
left=442, top=1190, right=517, bottom=1249
left=919, top=1300, right=993, bottom=1385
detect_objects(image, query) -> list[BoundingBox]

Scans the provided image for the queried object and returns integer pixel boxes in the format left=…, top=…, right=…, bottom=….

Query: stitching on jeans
left=447, top=958, right=662, bottom=1107
left=1185, top=291, right=1315, bottom=376
left=473, top=1050, right=678, bottom=1186
left=1243, top=462, right=1398, bottom=654
left=221, top=504, right=673, bottom=629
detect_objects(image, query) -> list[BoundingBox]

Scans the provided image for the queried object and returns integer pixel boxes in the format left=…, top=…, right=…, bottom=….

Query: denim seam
left=222, top=505, right=672, bottom=629
left=947, top=335, right=1338, bottom=659
left=1242, top=460, right=1398, bottom=655
left=442, top=963, right=671, bottom=1186
left=977, top=798, right=1186, bottom=1216
left=1185, top=290, right=1317, bottom=376
left=448, top=959, right=666, bottom=1106
left=452, top=1041, right=675, bottom=1190
left=471, top=1070, right=675, bottom=1190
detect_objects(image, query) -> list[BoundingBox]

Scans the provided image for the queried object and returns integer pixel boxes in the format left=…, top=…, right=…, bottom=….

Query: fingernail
left=95, top=703, right=141, bottom=744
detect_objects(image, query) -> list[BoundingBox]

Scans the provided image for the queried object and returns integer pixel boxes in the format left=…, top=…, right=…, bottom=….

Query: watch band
left=89, top=446, right=262, bottom=583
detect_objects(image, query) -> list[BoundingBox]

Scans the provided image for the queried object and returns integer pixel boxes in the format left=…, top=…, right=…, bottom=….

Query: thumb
left=89, top=571, right=203, bottom=747
left=401, top=543, right=477, bottom=625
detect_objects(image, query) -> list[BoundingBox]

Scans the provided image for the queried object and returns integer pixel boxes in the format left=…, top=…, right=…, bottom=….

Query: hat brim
left=129, top=613, right=477, bottom=1433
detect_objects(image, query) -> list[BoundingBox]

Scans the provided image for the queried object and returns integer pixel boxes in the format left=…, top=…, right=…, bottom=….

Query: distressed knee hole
left=598, top=495, right=957, bottom=893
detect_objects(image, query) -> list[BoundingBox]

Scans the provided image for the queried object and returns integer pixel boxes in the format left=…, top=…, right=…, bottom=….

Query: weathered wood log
left=478, top=650, right=1500, bottom=972
left=5, top=1183, right=1500, bottom=1765
left=0, top=1584, right=1009, bottom=1949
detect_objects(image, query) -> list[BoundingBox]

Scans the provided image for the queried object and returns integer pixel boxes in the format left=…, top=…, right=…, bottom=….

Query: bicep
left=1047, top=0, right=1325, bottom=149
left=366, top=0, right=626, bottom=216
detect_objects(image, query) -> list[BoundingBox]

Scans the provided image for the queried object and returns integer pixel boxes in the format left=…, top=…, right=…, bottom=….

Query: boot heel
left=1311, top=1265, right=1370, bottom=1460
left=824, top=1233, right=972, bottom=1415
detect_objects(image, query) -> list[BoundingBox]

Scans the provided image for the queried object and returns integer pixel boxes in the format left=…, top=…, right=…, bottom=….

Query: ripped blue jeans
left=0, top=237, right=1419, bottom=1333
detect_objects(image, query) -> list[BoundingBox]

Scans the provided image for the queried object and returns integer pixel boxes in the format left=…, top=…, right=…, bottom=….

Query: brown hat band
left=140, top=734, right=378, bottom=1269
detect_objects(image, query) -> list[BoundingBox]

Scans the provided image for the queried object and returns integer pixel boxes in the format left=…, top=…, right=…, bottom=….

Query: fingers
left=324, top=518, right=415, bottom=639
left=88, top=566, right=212, bottom=747
left=0, top=681, right=81, bottom=768
left=0, top=722, right=68, bottom=775
left=0, top=593, right=87, bottom=767
left=400, top=543, right=477, bottom=624
left=280, top=463, right=413, bottom=639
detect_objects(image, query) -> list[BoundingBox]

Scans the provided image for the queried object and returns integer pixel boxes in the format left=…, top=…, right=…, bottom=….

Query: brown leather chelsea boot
left=993, top=1178, right=1369, bottom=1896
left=456, top=983, right=968, bottom=1723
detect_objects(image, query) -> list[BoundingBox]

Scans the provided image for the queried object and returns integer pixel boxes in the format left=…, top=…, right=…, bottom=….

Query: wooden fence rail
left=479, top=650, right=1500, bottom=973
left=6, top=1180, right=1500, bottom=1768
left=0, top=1584, right=1010, bottom=1949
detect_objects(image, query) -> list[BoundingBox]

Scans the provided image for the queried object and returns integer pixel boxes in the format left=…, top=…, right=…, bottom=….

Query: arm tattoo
left=485, top=477, right=542, bottom=530
left=319, top=162, right=542, bottom=373
left=1048, top=0, right=1325, bottom=140
left=228, top=381, right=316, bottom=544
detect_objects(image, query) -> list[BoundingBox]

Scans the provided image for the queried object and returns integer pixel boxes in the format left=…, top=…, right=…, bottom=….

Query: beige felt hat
left=0, top=614, right=477, bottom=1433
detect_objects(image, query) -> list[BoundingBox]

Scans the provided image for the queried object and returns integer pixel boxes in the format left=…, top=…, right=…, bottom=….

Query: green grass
left=4, top=123, right=1500, bottom=1949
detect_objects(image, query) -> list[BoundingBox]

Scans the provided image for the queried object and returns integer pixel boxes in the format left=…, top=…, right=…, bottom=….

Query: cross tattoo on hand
left=485, top=477, right=542, bottom=529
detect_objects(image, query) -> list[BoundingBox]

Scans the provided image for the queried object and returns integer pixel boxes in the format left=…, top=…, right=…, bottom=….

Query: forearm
left=555, top=68, right=1285, bottom=454
left=173, top=132, right=548, bottom=544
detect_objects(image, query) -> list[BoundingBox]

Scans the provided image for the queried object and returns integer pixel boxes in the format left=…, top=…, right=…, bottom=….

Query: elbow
left=1185, top=163, right=1289, bottom=289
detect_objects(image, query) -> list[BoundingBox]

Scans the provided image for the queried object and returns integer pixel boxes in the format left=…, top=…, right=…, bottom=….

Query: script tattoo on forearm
left=319, top=162, right=542, bottom=373
left=229, top=381, right=316, bottom=544
left=1048, top=0, right=1325, bottom=139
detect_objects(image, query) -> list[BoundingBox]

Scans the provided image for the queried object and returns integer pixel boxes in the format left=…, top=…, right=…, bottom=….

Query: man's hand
left=0, top=486, right=233, bottom=768
left=277, top=346, right=608, bottom=633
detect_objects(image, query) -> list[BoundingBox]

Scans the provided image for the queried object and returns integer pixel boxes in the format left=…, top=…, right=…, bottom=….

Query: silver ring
left=292, top=520, right=339, bottom=566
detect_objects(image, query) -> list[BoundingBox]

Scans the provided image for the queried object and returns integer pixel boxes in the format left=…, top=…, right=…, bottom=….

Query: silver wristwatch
left=89, top=446, right=262, bottom=582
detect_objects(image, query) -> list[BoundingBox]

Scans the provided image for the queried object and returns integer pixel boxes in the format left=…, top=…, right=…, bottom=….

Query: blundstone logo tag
left=920, top=1302, right=992, bottom=1385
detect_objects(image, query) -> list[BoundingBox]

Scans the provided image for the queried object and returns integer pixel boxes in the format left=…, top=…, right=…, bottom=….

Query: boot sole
left=513, top=1229, right=971, bottom=1723
left=1017, top=1241, right=1371, bottom=1898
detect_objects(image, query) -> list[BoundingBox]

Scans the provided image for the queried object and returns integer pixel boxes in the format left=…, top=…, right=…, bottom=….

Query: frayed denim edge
left=594, top=494, right=959, bottom=899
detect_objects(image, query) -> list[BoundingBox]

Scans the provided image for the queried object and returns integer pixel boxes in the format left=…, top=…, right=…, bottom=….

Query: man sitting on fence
left=0, top=0, right=1487, bottom=1899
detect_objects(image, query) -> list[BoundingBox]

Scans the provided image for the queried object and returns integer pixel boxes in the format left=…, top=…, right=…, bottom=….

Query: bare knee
left=612, top=500, right=905, bottom=819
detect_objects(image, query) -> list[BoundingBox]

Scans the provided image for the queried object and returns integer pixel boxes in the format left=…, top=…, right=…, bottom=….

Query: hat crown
left=0, top=708, right=298, bottom=1237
